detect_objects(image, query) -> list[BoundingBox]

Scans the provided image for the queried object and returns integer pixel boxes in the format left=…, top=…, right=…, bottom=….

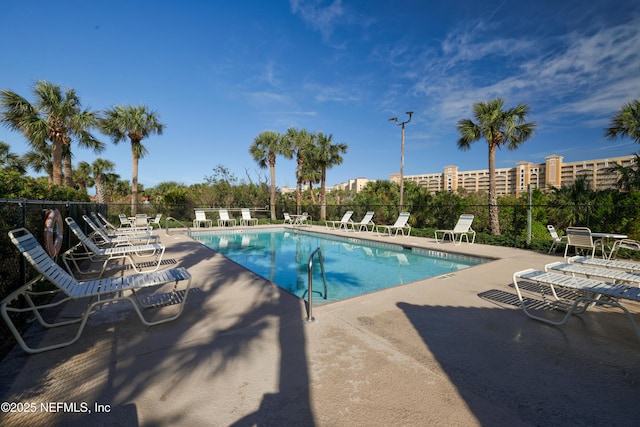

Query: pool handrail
left=164, top=216, right=192, bottom=235
left=306, top=247, right=327, bottom=323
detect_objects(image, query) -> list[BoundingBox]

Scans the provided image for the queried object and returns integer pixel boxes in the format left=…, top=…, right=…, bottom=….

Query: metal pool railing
left=164, top=217, right=192, bottom=235
left=306, top=247, right=327, bottom=323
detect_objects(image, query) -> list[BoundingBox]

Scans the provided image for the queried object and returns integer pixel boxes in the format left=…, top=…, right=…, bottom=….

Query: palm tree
left=74, top=161, right=94, bottom=192
left=104, top=174, right=126, bottom=202
left=549, top=176, right=593, bottom=226
left=23, top=145, right=53, bottom=184
left=249, top=130, right=290, bottom=220
left=284, top=128, right=314, bottom=214
left=457, top=98, right=536, bottom=234
left=98, top=104, right=165, bottom=215
left=312, top=132, right=347, bottom=221
left=605, top=99, right=640, bottom=143
left=0, top=80, right=103, bottom=186
left=0, top=141, right=26, bottom=174
left=605, top=100, right=640, bottom=190
left=605, top=154, right=640, bottom=191
left=90, top=158, right=115, bottom=203
left=301, top=157, right=321, bottom=205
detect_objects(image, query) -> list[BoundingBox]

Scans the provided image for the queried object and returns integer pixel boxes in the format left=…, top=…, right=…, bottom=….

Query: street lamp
left=388, top=111, right=413, bottom=210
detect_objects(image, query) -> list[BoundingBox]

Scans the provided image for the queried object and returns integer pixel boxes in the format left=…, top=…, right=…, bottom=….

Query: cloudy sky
left=1, top=0, right=639, bottom=191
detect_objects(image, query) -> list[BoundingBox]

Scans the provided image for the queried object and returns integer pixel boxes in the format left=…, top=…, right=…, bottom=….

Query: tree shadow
left=0, top=236, right=315, bottom=426
left=395, top=296, right=640, bottom=426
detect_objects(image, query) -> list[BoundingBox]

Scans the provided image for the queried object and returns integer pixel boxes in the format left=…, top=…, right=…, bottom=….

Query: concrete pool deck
left=1, top=225, right=639, bottom=426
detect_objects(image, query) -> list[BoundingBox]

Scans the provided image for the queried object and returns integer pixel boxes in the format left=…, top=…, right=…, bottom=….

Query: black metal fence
left=0, top=200, right=108, bottom=302
left=278, top=201, right=640, bottom=242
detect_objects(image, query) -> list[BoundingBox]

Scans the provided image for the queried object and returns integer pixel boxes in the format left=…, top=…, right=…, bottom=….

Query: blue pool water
left=191, top=228, right=489, bottom=304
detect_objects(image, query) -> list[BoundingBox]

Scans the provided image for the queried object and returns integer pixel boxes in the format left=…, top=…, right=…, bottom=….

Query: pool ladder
left=306, top=247, right=328, bottom=323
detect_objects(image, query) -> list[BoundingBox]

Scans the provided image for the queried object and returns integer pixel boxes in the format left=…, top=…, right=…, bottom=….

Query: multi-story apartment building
left=331, top=177, right=375, bottom=193
left=390, top=154, right=636, bottom=196
left=283, top=177, right=376, bottom=194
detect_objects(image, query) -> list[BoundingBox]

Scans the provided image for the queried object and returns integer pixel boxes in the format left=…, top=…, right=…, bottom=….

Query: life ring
left=44, top=209, right=64, bottom=257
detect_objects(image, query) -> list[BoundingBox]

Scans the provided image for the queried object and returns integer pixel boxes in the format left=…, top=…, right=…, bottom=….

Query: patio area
left=1, top=226, right=639, bottom=426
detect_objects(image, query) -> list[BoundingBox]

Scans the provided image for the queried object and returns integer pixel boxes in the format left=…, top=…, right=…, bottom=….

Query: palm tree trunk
left=131, top=153, right=139, bottom=216
left=296, top=180, right=303, bottom=215
left=51, top=139, right=64, bottom=186
left=63, top=155, right=73, bottom=188
left=488, top=145, right=500, bottom=235
left=95, top=175, right=105, bottom=203
left=296, top=157, right=303, bottom=215
left=320, top=168, right=327, bottom=220
left=308, top=182, right=317, bottom=204
left=269, top=162, right=277, bottom=220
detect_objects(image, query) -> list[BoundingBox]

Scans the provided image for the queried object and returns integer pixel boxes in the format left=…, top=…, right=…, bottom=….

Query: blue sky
left=1, top=0, right=639, bottom=191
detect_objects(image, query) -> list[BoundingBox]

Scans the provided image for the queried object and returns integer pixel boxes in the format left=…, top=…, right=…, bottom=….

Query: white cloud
left=245, top=91, right=293, bottom=109
left=399, top=13, right=640, bottom=135
left=303, top=81, right=362, bottom=103
left=289, top=0, right=344, bottom=41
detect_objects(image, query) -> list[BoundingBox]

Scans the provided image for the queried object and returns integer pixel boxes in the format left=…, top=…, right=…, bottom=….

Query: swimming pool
left=191, top=228, right=489, bottom=304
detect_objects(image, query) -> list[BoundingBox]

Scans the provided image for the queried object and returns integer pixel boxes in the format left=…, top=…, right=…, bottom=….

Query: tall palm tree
left=249, top=130, right=290, bottom=220
left=0, top=80, right=103, bottom=186
left=605, top=99, right=640, bottom=143
left=457, top=98, right=536, bottom=235
left=313, top=132, right=347, bottom=221
left=98, top=104, right=165, bottom=215
left=284, top=127, right=314, bottom=214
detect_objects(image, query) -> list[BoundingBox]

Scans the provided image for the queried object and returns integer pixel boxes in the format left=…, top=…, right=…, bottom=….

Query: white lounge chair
left=434, top=214, right=475, bottom=245
left=83, top=215, right=159, bottom=247
left=376, top=212, right=411, bottom=237
left=94, top=212, right=150, bottom=236
left=547, top=225, right=567, bottom=254
left=567, top=255, right=640, bottom=273
left=564, top=226, right=596, bottom=258
left=193, top=210, right=212, bottom=228
left=63, top=217, right=166, bottom=278
left=283, top=213, right=294, bottom=224
left=2, top=227, right=192, bottom=354
left=218, top=209, right=237, bottom=227
left=240, top=208, right=258, bottom=226
left=349, top=211, right=375, bottom=232
left=545, top=261, right=640, bottom=287
left=325, top=210, right=354, bottom=230
left=512, top=268, right=640, bottom=339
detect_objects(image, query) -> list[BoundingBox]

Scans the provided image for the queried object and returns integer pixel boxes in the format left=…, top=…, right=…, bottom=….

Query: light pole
left=388, top=111, right=413, bottom=210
